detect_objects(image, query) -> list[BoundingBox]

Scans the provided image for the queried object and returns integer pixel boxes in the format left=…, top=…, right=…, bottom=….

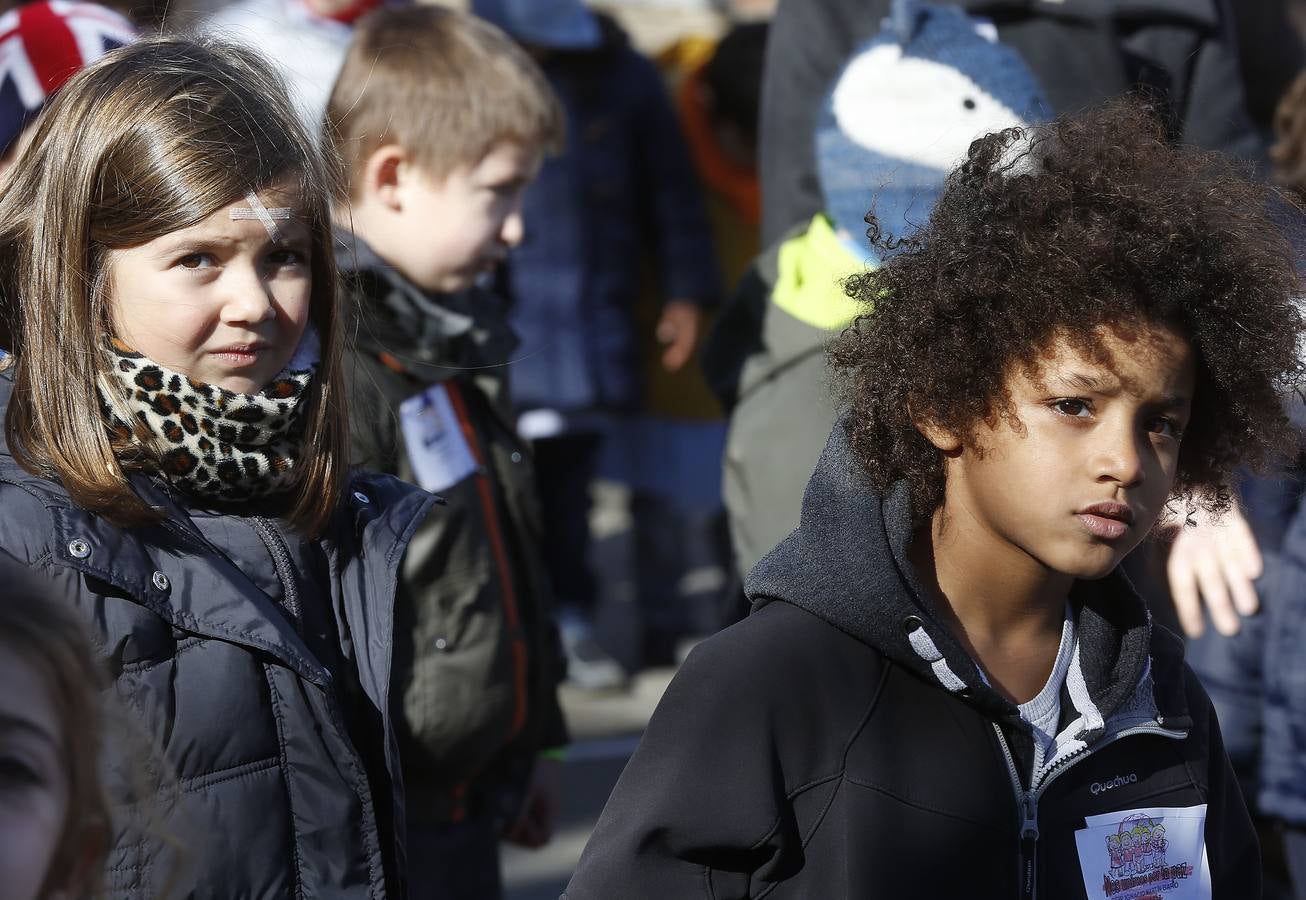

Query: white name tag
left=399, top=384, right=479, bottom=493
left=1075, top=805, right=1210, bottom=899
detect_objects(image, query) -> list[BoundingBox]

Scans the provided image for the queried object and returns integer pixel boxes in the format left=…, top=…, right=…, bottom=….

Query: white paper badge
left=1075, top=805, right=1211, bottom=899
left=399, top=384, right=479, bottom=493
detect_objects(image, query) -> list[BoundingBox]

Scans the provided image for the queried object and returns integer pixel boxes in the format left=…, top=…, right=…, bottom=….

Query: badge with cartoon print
left=1074, top=805, right=1211, bottom=899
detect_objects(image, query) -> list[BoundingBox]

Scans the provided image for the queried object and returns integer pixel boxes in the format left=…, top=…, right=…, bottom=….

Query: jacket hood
left=747, top=418, right=1157, bottom=730
left=334, top=229, right=517, bottom=379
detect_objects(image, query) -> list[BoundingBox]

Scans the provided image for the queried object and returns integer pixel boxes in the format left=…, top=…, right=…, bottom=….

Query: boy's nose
left=1093, top=426, right=1145, bottom=487
left=500, top=209, right=524, bottom=248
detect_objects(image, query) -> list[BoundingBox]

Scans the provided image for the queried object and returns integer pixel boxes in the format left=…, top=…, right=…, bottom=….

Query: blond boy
left=325, top=10, right=566, bottom=898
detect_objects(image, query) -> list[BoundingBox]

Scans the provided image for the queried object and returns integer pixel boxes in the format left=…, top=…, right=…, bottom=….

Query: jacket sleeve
left=1190, top=667, right=1262, bottom=895
left=0, top=485, right=104, bottom=643
left=344, top=354, right=402, bottom=475
left=0, top=483, right=53, bottom=566
left=1117, top=0, right=1263, bottom=163
left=534, top=637, right=569, bottom=751
left=563, top=630, right=801, bottom=899
left=758, top=0, right=883, bottom=244
left=1174, top=0, right=1265, bottom=163
left=628, top=47, right=721, bottom=308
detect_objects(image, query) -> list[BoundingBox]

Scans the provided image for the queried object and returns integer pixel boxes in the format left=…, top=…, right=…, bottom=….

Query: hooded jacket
left=0, top=368, right=436, bottom=899
left=338, top=233, right=568, bottom=825
left=564, top=423, right=1258, bottom=899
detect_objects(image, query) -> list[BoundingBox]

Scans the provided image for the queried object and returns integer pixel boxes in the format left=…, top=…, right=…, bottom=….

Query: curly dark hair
left=829, top=100, right=1304, bottom=521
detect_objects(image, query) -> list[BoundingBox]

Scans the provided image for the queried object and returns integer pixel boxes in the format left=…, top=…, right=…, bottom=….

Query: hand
left=655, top=300, right=703, bottom=373
left=1164, top=502, right=1262, bottom=638
left=502, top=757, right=561, bottom=849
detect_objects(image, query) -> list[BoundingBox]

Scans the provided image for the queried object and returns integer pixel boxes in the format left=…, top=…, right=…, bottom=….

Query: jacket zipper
left=992, top=719, right=1189, bottom=900
left=443, top=382, right=530, bottom=740
left=993, top=724, right=1039, bottom=900
left=251, top=515, right=303, bottom=630
left=248, top=515, right=390, bottom=888
left=442, top=381, right=531, bottom=824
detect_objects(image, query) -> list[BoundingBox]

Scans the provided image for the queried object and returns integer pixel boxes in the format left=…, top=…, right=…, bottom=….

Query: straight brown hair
left=325, top=5, right=563, bottom=195
left=0, top=38, right=350, bottom=534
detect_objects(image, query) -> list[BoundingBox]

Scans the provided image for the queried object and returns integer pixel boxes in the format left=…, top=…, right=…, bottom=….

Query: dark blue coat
left=505, top=24, right=719, bottom=413
left=1234, top=462, right=1306, bottom=826
left=0, top=370, right=436, bottom=898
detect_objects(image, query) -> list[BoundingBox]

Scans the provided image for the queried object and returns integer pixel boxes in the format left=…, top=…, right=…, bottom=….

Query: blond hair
left=0, top=38, right=350, bottom=535
left=325, top=5, right=563, bottom=195
left=0, top=568, right=110, bottom=898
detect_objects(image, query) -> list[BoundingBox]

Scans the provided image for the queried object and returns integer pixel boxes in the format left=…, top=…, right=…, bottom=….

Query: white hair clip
left=231, top=191, right=292, bottom=243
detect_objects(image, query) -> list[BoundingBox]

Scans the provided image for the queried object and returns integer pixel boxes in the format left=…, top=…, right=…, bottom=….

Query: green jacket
left=705, top=214, right=867, bottom=578
left=340, top=233, right=568, bottom=826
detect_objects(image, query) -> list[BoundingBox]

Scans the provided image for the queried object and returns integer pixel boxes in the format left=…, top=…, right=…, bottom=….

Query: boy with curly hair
left=563, top=101, right=1303, bottom=898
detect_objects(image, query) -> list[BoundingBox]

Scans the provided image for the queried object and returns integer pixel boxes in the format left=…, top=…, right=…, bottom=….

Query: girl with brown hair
left=0, top=37, right=434, bottom=897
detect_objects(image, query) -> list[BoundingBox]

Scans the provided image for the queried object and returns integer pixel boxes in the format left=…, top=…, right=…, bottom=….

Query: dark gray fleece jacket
left=564, top=422, right=1258, bottom=899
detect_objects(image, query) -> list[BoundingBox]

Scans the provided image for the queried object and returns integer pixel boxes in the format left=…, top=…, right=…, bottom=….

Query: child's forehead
left=1012, top=323, right=1195, bottom=398
left=235, top=179, right=306, bottom=210
left=467, top=139, right=541, bottom=179
left=152, top=190, right=311, bottom=247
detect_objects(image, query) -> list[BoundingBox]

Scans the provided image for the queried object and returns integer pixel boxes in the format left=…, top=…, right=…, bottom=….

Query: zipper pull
left=1020, top=792, right=1039, bottom=900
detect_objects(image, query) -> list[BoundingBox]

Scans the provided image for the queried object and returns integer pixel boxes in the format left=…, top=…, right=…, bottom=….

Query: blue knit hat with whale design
left=816, top=0, right=1049, bottom=261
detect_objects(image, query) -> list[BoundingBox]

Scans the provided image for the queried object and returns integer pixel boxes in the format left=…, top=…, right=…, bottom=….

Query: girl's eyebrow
left=0, top=711, right=58, bottom=749
left=148, top=234, right=238, bottom=256
left=149, top=222, right=311, bottom=258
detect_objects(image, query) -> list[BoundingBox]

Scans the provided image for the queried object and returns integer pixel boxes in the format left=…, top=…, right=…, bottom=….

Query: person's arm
left=343, top=354, right=401, bottom=474
left=562, top=619, right=828, bottom=899
left=502, top=570, right=570, bottom=849
left=1189, top=668, right=1262, bottom=893
left=627, top=47, right=720, bottom=371
left=758, top=0, right=885, bottom=244
left=562, top=665, right=787, bottom=898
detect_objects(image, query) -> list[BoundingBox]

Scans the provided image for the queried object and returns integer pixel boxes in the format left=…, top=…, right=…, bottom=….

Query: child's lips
left=1076, top=501, right=1136, bottom=541
left=1077, top=513, right=1130, bottom=540
left=210, top=344, right=268, bottom=367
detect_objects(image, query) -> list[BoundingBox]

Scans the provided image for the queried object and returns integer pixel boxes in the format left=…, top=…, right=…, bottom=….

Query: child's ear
left=913, top=414, right=963, bottom=455
left=361, top=144, right=406, bottom=211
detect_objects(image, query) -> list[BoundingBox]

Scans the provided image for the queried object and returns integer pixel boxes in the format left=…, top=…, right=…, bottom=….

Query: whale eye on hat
left=0, top=0, right=137, bottom=157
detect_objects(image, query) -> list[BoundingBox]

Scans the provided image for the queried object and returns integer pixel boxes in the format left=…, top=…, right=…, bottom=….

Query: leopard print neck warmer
left=99, top=329, right=320, bottom=504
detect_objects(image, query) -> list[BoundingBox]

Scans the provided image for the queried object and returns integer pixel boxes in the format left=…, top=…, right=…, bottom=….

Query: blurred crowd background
left=11, top=0, right=1306, bottom=896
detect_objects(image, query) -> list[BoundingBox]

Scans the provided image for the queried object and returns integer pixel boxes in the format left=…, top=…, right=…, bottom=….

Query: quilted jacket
left=0, top=368, right=436, bottom=899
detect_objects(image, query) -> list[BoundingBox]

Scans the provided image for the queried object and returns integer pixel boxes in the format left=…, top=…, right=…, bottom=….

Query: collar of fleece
left=745, top=418, right=1154, bottom=737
